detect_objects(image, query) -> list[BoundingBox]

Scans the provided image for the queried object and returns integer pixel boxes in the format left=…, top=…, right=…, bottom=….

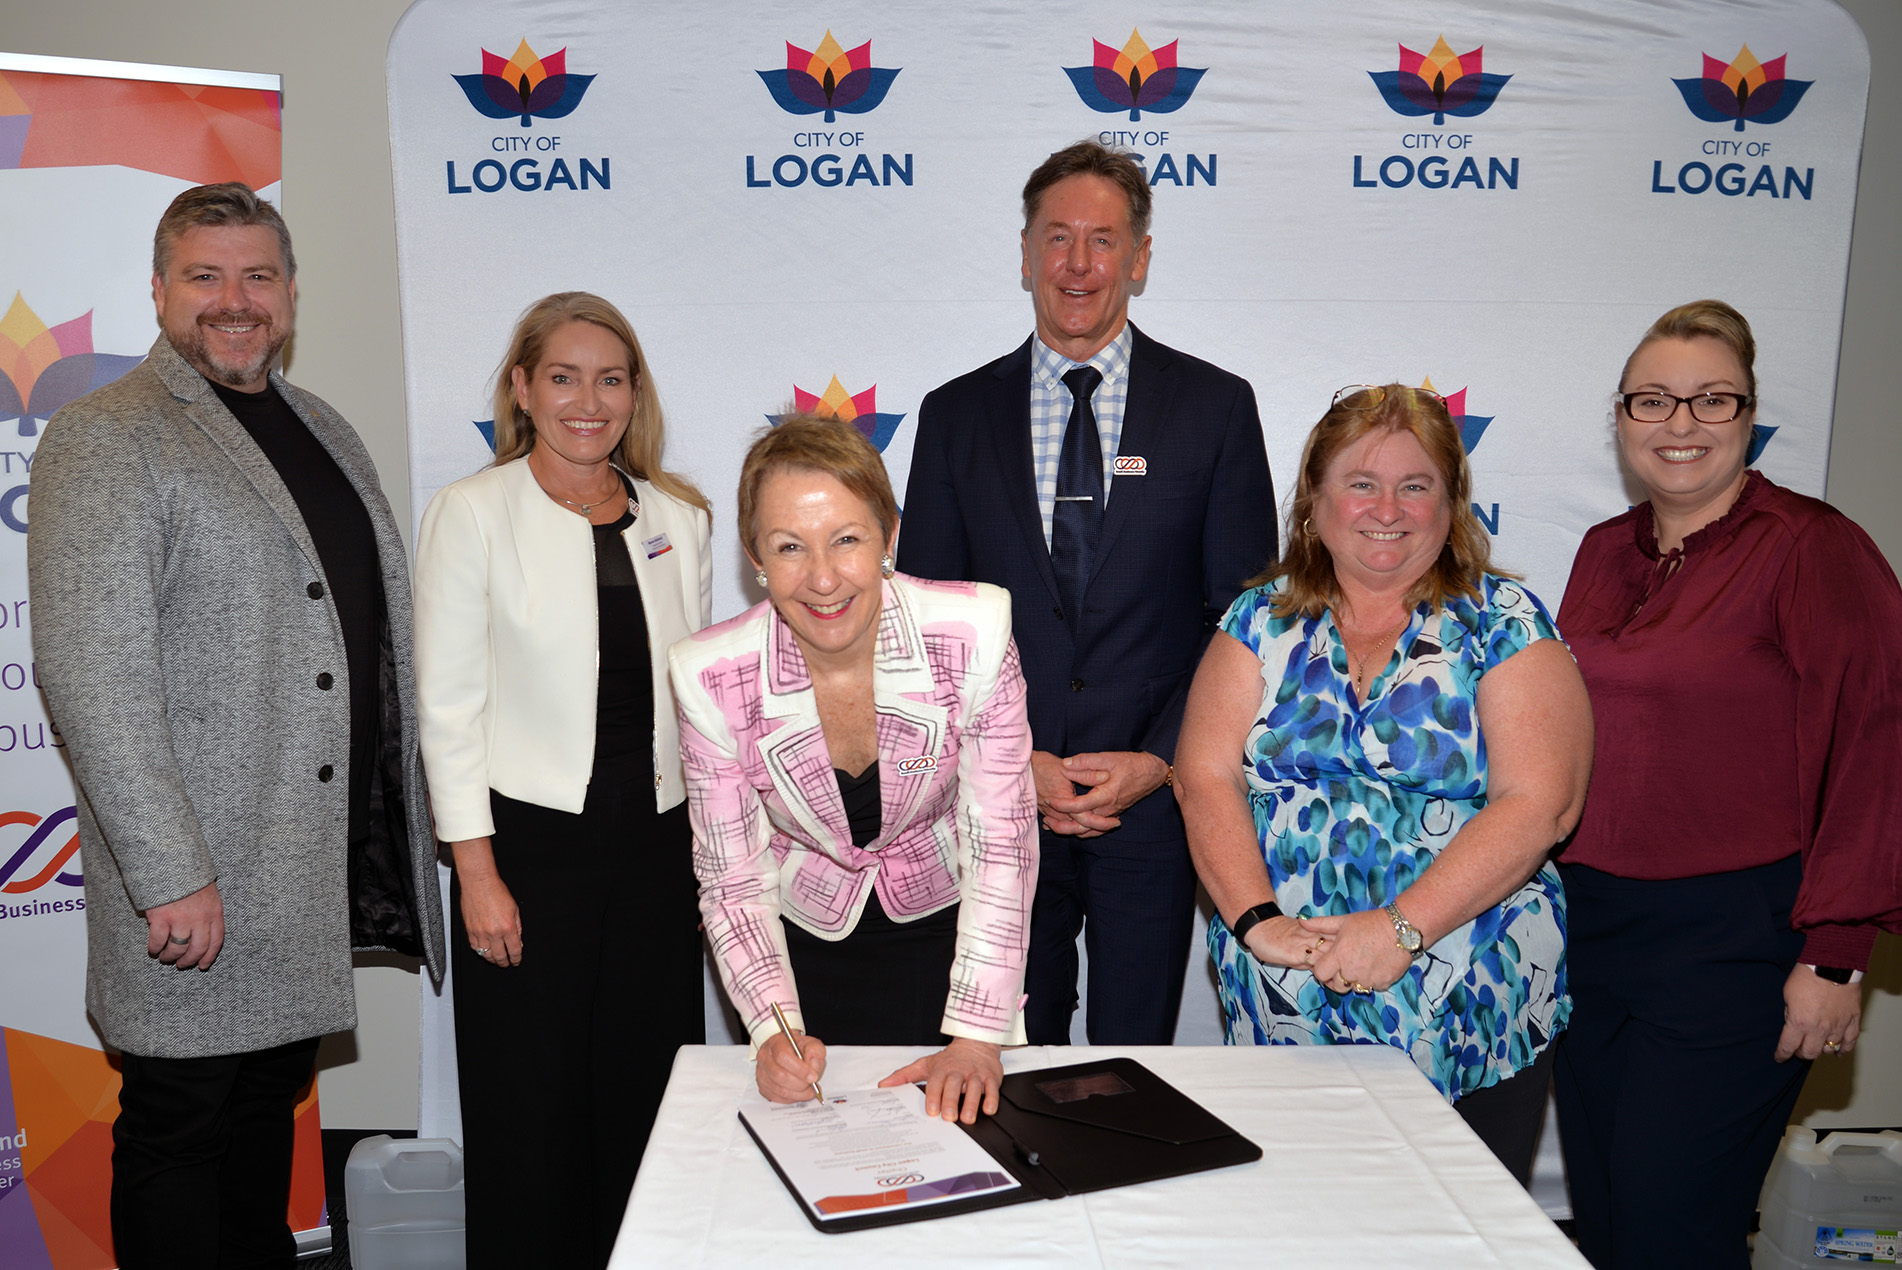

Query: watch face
left=1403, top=928, right=1423, bottom=952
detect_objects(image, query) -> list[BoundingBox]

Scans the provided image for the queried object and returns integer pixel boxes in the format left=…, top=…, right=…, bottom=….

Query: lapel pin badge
left=1113, top=455, right=1147, bottom=475
left=896, top=755, right=938, bottom=775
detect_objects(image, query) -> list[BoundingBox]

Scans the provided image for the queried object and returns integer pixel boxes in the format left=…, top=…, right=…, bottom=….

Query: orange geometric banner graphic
left=0, top=71, right=281, bottom=188
left=0, top=1028, right=323, bottom=1270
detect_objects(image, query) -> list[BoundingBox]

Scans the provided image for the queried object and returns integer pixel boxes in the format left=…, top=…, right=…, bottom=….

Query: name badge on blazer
left=642, top=533, right=672, bottom=559
left=1113, top=455, right=1147, bottom=475
left=896, top=755, right=938, bottom=775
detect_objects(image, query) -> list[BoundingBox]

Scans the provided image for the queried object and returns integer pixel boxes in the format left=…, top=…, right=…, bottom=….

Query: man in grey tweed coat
left=28, top=183, right=444, bottom=1268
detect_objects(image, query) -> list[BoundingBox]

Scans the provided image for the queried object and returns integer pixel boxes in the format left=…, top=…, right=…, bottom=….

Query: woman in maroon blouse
left=1554, top=300, right=1902, bottom=1270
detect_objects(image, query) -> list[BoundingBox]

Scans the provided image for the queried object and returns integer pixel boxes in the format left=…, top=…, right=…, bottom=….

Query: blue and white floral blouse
left=1207, top=574, right=1571, bottom=1102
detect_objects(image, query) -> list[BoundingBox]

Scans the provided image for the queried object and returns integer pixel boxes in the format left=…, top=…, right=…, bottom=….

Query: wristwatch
left=1385, top=902, right=1424, bottom=957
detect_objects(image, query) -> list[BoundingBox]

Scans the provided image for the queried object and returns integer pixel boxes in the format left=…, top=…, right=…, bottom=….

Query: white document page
left=739, top=1085, right=1020, bottom=1222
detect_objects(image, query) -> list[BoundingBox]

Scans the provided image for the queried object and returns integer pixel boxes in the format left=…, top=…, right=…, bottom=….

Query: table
left=611, top=1045, right=1588, bottom=1268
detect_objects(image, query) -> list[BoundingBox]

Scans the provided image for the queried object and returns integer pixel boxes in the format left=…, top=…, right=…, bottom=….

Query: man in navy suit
left=898, top=141, right=1275, bottom=1044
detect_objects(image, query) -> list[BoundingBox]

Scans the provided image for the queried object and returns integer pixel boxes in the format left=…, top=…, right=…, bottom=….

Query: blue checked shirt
left=1029, top=326, right=1133, bottom=550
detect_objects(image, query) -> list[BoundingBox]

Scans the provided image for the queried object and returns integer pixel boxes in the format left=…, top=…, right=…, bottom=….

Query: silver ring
left=168, top=935, right=191, bottom=946
left=473, top=946, right=490, bottom=957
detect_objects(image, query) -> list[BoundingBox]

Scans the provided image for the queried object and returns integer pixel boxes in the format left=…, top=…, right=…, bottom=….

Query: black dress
left=451, top=494, right=703, bottom=1270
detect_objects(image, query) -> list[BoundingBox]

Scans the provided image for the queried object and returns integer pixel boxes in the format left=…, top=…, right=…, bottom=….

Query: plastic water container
left=344, top=1135, right=466, bottom=1270
left=1754, top=1128, right=1902, bottom=1268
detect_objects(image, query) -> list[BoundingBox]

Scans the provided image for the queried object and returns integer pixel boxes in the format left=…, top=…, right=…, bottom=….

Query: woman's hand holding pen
left=878, top=1038, right=1003, bottom=1124
left=757, top=1030, right=828, bottom=1103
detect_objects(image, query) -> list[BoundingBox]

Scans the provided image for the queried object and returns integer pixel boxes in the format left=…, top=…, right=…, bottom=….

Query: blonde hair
left=489, top=292, right=708, bottom=513
left=735, top=414, right=899, bottom=562
left=1620, top=299, right=1758, bottom=397
left=1261, top=384, right=1503, bottom=619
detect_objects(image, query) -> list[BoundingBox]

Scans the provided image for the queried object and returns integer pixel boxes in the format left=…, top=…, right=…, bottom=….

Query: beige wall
left=7, top=0, right=1898, bottom=1131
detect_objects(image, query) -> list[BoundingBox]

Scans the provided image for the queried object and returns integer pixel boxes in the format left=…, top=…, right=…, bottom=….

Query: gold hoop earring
left=1302, top=518, right=1317, bottom=538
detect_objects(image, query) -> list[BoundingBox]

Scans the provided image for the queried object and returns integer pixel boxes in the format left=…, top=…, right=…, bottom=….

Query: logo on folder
left=454, top=40, right=596, bottom=127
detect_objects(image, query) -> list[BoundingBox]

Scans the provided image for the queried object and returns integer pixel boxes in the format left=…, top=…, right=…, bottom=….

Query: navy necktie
left=1052, top=365, right=1105, bottom=626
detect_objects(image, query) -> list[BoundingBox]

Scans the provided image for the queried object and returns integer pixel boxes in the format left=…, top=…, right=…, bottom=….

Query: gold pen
left=769, top=1002, right=824, bottom=1103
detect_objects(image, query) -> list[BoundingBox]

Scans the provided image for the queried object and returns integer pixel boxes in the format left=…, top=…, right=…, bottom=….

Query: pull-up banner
left=387, top=0, right=1869, bottom=1124
left=0, top=51, right=324, bottom=1270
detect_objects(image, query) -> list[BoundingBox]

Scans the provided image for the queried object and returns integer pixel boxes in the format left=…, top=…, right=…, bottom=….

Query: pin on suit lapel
left=1091, top=326, right=1177, bottom=587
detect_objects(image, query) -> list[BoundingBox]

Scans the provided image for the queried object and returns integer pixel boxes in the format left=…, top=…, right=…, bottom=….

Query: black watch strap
left=1813, top=965, right=1855, bottom=984
left=1230, top=900, right=1283, bottom=945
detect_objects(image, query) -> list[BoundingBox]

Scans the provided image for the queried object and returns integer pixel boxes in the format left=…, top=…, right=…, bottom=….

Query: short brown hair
left=153, top=182, right=296, bottom=279
left=1620, top=299, right=1758, bottom=397
left=736, top=414, right=898, bottom=563
left=1262, top=385, right=1503, bottom=619
left=1022, top=140, right=1153, bottom=241
left=489, top=292, right=708, bottom=513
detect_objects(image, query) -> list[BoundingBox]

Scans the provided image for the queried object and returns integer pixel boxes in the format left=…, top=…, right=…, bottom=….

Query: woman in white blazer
left=413, top=293, right=711, bottom=1270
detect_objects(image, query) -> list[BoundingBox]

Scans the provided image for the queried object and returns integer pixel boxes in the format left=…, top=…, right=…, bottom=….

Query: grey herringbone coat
left=28, top=336, right=445, bottom=1058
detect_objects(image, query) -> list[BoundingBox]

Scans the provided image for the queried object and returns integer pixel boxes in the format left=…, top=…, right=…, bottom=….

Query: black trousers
left=452, top=777, right=701, bottom=1270
left=1453, top=1040, right=1557, bottom=1187
left=1024, top=825, right=1198, bottom=1044
left=1555, top=855, right=1810, bottom=1270
left=111, top=1036, right=320, bottom=1270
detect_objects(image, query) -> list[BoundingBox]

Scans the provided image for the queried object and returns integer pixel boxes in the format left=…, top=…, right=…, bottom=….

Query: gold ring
left=1824, top=1040, right=1842, bottom=1053
left=1352, top=982, right=1372, bottom=994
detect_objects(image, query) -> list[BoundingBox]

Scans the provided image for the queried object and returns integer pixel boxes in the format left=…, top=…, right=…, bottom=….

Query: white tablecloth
left=611, top=1044, right=1587, bottom=1268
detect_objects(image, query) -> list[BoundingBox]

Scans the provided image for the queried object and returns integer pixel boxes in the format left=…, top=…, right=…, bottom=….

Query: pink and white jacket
left=668, top=575, right=1037, bottom=1049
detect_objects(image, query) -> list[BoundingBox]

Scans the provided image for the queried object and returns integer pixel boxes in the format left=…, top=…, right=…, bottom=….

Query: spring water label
left=1813, top=1226, right=1899, bottom=1262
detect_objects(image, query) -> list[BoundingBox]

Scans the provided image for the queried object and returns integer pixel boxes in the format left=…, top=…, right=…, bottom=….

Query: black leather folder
left=964, top=1056, right=1263, bottom=1200
left=753, top=1056, right=1261, bottom=1233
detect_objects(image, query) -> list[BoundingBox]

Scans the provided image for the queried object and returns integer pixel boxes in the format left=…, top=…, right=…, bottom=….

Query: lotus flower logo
left=454, top=39, right=596, bottom=128
left=1420, top=378, right=1494, bottom=454
left=1370, top=36, right=1511, bottom=126
left=1, top=294, right=143, bottom=438
left=769, top=376, right=905, bottom=451
left=757, top=32, right=900, bottom=124
left=1673, top=46, right=1811, bottom=132
left=1065, top=29, right=1207, bottom=123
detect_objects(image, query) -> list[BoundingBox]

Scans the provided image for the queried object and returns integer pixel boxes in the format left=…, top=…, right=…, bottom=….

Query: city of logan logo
left=1421, top=378, right=1494, bottom=454
left=454, top=40, right=596, bottom=127
left=1369, top=36, right=1511, bottom=125
left=1, top=293, right=143, bottom=438
left=757, top=31, right=900, bottom=123
left=768, top=376, right=906, bottom=451
left=1065, top=29, right=1206, bottom=122
left=1673, top=45, right=1812, bottom=131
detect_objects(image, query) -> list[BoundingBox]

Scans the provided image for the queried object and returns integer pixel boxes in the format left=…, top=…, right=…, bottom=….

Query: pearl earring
left=755, top=570, right=768, bottom=587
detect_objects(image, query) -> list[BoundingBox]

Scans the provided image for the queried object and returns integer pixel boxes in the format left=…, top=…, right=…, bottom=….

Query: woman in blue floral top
left=1175, top=384, right=1593, bottom=1185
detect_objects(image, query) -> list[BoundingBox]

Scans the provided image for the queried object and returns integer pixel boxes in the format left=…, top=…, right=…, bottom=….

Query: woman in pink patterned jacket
left=668, top=416, right=1039, bottom=1122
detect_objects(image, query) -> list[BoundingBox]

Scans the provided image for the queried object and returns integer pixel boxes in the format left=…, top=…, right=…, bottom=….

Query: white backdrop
left=387, top=0, right=1869, bottom=1145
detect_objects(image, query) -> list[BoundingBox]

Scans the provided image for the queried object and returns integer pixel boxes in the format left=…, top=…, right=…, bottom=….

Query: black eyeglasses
left=1618, top=391, right=1754, bottom=424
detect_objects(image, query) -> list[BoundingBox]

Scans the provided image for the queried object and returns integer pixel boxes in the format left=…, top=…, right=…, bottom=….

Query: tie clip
left=1054, top=495, right=1095, bottom=502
